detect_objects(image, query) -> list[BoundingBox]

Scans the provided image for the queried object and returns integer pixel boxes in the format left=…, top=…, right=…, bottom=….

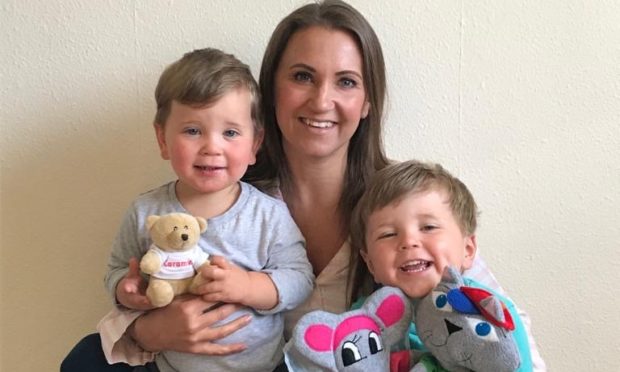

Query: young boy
left=104, top=48, right=314, bottom=372
left=350, top=159, right=533, bottom=370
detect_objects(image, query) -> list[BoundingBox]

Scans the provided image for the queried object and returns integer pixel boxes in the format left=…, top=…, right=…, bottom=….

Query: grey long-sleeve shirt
left=105, top=181, right=314, bottom=372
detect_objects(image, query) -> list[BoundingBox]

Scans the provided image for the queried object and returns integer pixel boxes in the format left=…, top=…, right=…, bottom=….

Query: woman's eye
left=293, top=71, right=312, bottom=82
left=223, top=129, right=239, bottom=138
left=339, top=77, right=358, bottom=88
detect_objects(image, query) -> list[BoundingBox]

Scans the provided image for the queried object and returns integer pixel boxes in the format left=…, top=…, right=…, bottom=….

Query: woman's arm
left=98, top=271, right=251, bottom=365
left=129, top=296, right=251, bottom=354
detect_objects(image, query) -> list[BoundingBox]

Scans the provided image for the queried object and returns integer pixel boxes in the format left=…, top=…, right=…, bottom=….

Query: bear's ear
left=146, top=215, right=160, bottom=230
left=195, top=216, right=207, bottom=233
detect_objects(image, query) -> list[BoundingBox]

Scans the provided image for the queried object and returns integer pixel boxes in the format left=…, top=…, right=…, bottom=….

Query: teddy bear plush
left=283, top=286, right=412, bottom=371
left=140, top=212, right=210, bottom=307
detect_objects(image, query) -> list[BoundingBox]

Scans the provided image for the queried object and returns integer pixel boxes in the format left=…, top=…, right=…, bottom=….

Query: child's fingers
left=117, top=257, right=150, bottom=307
left=136, top=295, right=154, bottom=309
left=199, top=265, right=226, bottom=282
left=208, top=255, right=230, bottom=270
left=121, top=280, right=138, bottom=294
left=201, top=292, right=224, bottom=303
left=123, top=292, right=152, bottom=310
left=116, top=285, right=153, bottom=310
left=127, top=257, right=142, bottom=278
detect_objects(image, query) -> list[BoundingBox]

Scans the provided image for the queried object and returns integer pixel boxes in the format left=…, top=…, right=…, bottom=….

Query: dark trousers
left=60, top=333, right=158, bottom=372
left=61, top=333, right=289, bottom=371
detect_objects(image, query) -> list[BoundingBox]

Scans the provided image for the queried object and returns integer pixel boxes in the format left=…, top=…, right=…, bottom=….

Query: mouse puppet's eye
left=341, top=340, right=362, bottom=366
left=368, top=331, right=383, bottom=354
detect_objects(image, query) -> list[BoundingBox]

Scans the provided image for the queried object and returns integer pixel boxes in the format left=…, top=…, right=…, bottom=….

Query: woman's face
left=274, top=26, right=370, bottom=161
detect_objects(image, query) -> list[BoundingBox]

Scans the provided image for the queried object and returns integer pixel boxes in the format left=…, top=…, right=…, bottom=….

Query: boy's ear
left=249, top=128, right=264, bottom=165
left=462, top=234, right=478, bottom=270
left=360, top=249, right=375, bottom=276
left=154, top=123, right=170, bottom=160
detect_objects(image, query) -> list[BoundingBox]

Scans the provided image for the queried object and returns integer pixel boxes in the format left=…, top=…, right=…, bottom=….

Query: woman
left=62, top=1, right=544, bottom=370
left=244, top=0, right=390, bottom=336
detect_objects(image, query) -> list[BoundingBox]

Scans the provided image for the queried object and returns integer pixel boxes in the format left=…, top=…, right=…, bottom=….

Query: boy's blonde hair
left=351, top=160, right=479, bottom=253
left=154, top=48, right=261, bottom=130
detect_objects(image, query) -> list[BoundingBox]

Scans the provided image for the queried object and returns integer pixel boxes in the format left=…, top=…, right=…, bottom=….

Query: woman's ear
left=462, top=234, right=478, bottom=270
left=361, top=101, right=370, bottom=119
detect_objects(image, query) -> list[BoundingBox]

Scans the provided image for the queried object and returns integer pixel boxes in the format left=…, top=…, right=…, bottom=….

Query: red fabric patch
left=390, top=350, right=411, bottom=372
left=460, top=286, right=515, bottom=331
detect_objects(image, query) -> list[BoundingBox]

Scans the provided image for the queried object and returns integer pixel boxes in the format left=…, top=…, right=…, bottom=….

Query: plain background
left=2, top=0, right=619, bottom=370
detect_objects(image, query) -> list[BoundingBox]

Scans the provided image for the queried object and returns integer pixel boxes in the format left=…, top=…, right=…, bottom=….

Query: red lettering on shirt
left=163, top=259, right=193, bottom=267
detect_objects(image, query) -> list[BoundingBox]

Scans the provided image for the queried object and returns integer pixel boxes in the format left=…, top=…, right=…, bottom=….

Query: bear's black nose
left=181, top=234, right=189, bottom=241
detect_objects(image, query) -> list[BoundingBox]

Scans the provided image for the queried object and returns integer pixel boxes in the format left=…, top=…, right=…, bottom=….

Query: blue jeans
left=60, top=333, right=158, bottom=372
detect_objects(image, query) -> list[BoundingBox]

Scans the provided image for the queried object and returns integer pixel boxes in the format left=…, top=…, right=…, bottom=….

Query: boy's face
left=155, top=88, right=261, bottom=197
left=361, top=189, right=477, bottom=299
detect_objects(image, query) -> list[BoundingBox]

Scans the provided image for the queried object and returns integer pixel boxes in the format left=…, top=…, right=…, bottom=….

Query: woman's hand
left=130, top=294, right=251, bottom=355
left=116, top=257, right=153, bottom=310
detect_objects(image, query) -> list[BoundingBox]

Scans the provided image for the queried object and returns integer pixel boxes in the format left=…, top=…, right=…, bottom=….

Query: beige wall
left=2, top=0, right=619, bottom=370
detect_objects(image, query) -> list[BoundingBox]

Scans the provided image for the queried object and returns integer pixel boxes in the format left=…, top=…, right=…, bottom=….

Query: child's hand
left=196, top=256, right=251, bottom=305
left=116, top=257, right=154, bottom=310
left=195, top=256, right=279, bottom=310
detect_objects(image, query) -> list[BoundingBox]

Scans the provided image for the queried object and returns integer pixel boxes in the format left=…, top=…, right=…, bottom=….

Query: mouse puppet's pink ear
left=304, top=324, right=334, bottom=352
left=375, top=294, right=406, bottom=327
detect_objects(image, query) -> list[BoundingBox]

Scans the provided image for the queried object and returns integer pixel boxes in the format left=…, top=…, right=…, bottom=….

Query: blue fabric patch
left=447, top=288, right=479, bottom=314
left=408, top=323, right=426, bottom=351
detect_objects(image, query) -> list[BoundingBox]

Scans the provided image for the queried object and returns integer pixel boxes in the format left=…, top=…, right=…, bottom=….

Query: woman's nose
left=309, top=82, right=335, bottom=111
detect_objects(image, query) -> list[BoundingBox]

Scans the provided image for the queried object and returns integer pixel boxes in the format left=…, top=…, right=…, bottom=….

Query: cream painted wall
left=2, top=0, right=619, bottom=370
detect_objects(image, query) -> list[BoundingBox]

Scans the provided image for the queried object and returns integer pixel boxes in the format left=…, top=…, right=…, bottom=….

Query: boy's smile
left=362, top=189, right=477, bottom=299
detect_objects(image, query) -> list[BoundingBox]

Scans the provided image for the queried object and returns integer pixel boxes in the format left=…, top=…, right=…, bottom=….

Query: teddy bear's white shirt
left=148, top=244, right=209, bottom=280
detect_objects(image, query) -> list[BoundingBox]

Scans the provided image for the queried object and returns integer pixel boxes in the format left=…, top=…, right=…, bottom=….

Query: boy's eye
left=184, top=128, right=200, bottom=136
left=421, top=225, right=438, bottom=232
left=293, top=71, right=313, bottom=82
left=377, top=232, right=396, bottom=240
left=223, top=129, right=239, bottom=138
